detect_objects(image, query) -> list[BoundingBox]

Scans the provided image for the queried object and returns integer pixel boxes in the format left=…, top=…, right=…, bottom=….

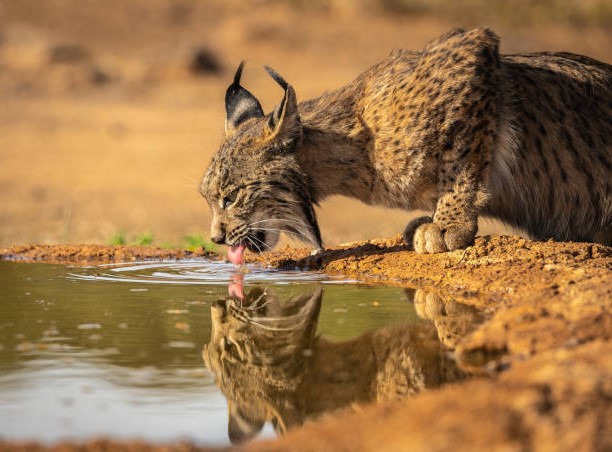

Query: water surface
left=0, top=260, right=481, bottom=446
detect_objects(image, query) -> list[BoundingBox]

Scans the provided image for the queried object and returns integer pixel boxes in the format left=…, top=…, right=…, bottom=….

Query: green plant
left=107, top=231, right=216, bottom=251
left=183, top=234, right=216, bottom=252
left=109, top=230, right=127, bottom=246
left=133, top=232, right=155, bottom=246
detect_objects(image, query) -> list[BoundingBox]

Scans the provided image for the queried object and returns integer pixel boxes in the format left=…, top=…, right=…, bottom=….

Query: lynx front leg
left=405, top=88, right=496, bottom=253
left=398, top=28, right=501, bottom=253
left=406, top=162, right=484, bottom=253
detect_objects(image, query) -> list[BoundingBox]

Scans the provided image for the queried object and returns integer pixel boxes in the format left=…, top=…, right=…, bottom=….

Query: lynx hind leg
left=403, top=216, right=432, bottom=250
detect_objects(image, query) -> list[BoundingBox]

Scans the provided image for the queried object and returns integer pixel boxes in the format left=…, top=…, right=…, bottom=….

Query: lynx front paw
left=412, top=222, right=475, bottom=254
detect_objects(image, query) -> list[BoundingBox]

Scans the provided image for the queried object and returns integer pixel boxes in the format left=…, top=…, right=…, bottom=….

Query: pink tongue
left=227, top=243, right=246, bottom=265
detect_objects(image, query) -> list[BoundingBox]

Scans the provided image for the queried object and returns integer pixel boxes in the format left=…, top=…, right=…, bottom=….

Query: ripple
left=66, top=260, right=356, bottom=286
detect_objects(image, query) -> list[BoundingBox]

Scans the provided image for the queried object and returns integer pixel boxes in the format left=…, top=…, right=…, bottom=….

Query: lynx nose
left=210, top=232, right=226, bottom=245
left=210, top=218, right=226, bottom=244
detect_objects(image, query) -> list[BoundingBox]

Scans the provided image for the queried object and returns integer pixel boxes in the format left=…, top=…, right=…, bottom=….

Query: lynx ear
left=225, top=61, right=264, bottom=137
left=264, top=66, right=302, bottom=145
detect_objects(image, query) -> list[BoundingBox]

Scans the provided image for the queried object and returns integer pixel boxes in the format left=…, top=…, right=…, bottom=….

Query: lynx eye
left=221, top=191, right=238, bottom=209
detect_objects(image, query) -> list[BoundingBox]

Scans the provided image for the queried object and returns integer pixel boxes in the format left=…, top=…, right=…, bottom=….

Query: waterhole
left=0, top=260, right=484, bottom=446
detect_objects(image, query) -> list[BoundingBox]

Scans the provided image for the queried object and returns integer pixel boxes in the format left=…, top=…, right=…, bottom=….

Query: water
left=0, top=260, right=484, bottom=446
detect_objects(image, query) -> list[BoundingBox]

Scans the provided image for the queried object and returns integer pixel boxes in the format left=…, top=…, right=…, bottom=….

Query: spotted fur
left=200, top=27, right=612, bottom=254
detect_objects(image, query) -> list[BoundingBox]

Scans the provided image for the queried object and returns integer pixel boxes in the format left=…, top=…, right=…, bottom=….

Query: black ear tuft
left=264, top=65, right=289, bottom=90
left=263, top=65, right=301, bottom=145
left=225, top=61, right=264, bottom=137
left=233, top=60, right=246, bottom=85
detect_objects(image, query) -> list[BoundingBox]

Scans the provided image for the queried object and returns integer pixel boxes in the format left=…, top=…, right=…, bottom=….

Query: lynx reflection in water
left=203, top=285, right=486, bottom=444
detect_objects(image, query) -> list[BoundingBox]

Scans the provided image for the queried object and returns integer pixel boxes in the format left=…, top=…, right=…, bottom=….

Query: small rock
left=189, top=47, right=222, bottom=75
left=49, top=44, right=90, bottom=64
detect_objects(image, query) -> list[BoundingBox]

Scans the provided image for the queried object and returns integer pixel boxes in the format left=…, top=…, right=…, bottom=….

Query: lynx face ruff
left=200, top=28, right=612, bottom=262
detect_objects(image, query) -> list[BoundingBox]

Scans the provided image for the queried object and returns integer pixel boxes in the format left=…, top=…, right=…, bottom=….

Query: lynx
left=200, top=27, right=612, bottom=262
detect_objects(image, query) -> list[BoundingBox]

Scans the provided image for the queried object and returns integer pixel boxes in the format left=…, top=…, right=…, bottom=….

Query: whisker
left=248, top=218, right=305, bottom=228
left=180, top=175, right=201, bottom=188
left=256, top=223, right=312, bottom=243
left=250, top=226, right=305, bottom=241
left=246, top=235, right=263, bottom=253
left=245, top=321, right=296, bottom=332
left=249, top=231, right=269, bottom=247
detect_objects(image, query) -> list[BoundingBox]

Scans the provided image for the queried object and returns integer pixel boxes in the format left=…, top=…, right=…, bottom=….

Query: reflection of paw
left=413, top=222, right=475, bottom=254
left=413, top=289, right=483, bottom=349
left=413, top=290, right=443, bottom=319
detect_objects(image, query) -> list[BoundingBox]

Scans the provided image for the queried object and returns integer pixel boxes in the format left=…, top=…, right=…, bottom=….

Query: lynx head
left=200, top=62, right=322, bottom=264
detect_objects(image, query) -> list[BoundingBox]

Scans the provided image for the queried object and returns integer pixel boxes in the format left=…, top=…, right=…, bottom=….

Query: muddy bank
left=1, top=235, right=611, bottom=451
left=1, top=244, right=211, bottom=265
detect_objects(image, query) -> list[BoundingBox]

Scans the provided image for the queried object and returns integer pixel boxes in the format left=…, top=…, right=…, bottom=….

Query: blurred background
left=0, top=0, right=610, bottom=248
